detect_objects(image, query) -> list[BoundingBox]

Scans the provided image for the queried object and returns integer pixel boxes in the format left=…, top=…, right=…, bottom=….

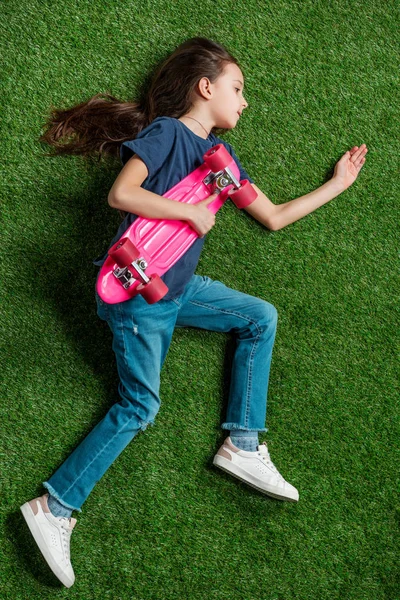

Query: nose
left=242, top=96, right=248, bottom=109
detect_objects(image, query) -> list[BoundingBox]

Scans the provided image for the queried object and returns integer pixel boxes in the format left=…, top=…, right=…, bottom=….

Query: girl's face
left=208, top=62, right=248, bottom=129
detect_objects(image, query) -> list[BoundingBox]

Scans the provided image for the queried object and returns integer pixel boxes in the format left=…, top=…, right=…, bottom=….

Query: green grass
left=1, top=0, right=399, bottom=598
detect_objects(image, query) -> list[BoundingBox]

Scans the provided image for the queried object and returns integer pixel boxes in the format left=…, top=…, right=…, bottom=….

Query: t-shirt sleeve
left=120, top=117, right=176, bottom=179
left=217, top=139, right=254, bottom=184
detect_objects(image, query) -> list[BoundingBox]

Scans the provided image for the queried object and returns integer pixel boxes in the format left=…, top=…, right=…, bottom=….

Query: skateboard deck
left=96, top=144, right=256, bottom=304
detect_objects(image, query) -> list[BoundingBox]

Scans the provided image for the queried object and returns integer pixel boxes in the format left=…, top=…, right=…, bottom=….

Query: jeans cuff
left=221, top=423, right=268, bottom=433
left=43, top=481, right=82, bottom=513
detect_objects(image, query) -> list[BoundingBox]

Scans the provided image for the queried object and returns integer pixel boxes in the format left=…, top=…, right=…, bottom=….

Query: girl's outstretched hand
left=332, top=144, right=368, bottom=190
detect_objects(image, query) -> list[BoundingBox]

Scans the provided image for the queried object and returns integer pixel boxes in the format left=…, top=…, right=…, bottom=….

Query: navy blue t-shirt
left=95, top=116, right=254, bottom=300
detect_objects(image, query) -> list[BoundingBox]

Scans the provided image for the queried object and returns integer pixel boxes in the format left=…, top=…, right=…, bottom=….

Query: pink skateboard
left=96, top=144, right=257, bottom=304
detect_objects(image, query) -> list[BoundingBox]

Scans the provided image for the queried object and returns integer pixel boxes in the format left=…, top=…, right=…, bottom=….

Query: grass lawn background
left=1, top=0, right=399, bottom=598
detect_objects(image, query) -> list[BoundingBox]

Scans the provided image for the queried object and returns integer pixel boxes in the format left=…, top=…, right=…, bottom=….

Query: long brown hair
left=40, top=38, right=239, bottom=159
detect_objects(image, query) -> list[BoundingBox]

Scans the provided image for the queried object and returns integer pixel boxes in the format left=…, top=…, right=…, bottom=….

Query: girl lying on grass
left=20, top=37, right=367, bottom=587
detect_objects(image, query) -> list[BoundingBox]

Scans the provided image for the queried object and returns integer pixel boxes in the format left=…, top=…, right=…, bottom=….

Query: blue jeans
left=44, top=275, right=278, bottom=510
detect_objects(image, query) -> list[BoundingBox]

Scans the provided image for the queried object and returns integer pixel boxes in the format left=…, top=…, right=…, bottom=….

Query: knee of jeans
left=137, top=397, right=160, bottom=431
left=119, top=384, right=161, bottom=430
left=257, top=302, right=278, bottom=332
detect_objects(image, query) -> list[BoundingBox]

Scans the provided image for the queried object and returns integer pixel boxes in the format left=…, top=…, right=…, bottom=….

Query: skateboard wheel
left=137, top=274, right=168, bottom=304
left=109, top=237, right=140, bottom=268
left=203, top=144, right=232, bottom=172
left=228, top=179, right=258, bottom=209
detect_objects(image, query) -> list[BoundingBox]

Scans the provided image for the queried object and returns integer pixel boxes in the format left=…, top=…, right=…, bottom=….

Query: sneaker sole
left=20, top=502, right=75, bottom=588
left=213, top=456, right=299, bottom=502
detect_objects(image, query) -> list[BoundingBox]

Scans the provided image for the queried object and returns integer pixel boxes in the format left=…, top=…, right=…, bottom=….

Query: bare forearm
left=108, top=185, right=217, bottom=236
left=108, top=185, right=192, bottom=221
left=272, top=178, right=345, bottom=230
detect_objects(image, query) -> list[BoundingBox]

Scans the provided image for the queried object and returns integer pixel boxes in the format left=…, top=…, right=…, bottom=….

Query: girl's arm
left=108, top=155, right=217, bottom=236
left=245, top=145, right=368, bottom=231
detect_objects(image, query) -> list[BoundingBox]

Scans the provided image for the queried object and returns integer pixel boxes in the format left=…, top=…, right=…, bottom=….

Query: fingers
left=349, top=144, right=368, bottom=160
left=189, top=199, right=216, bottom=236
left=201, top=191, right=220, bottom=206
left=346, top=144, right=367, bottom=171
left=352, top=144, right=368, bottom=168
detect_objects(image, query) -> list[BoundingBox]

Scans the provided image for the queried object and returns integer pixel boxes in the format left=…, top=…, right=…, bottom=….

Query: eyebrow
left=233, top=79, right=244, bottom=86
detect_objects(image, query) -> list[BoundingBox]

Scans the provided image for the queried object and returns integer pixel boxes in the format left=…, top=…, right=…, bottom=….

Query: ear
left=197, top=77, right=213, bottom=100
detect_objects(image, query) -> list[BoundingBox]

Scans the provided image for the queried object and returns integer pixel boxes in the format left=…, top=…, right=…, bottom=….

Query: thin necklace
left=183, top=116, right=210, bottom=138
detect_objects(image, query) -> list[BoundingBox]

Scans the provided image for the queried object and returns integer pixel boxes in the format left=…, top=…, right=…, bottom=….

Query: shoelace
left=258, top=444, right=281, bottom=477
left=60, top=519, right=72, bottom=560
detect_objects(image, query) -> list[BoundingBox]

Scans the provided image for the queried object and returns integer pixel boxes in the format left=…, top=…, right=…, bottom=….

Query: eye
left=235, top=88, right=241, bottom=93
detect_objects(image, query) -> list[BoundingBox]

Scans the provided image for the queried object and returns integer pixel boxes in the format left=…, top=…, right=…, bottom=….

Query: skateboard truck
left=113, top=258, right=150, bottom=289
left=203, top=167, right=241, bottom=192
left=109, top=235, right=169, bottom=303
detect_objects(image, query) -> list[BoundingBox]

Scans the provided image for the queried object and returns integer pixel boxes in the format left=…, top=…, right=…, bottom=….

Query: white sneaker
left=20, top=493, right=76, bottom=587
left=213, top=437, right=299, bottom=502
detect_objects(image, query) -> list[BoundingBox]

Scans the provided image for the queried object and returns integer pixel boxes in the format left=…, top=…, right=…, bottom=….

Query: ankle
left=47, top=494, right=73, bottom=519
left=229, top=430, right=259, bottom=452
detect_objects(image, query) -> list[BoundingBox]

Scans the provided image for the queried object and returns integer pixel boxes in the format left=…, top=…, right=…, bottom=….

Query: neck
left=178, top=113, right=213, bottom=139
